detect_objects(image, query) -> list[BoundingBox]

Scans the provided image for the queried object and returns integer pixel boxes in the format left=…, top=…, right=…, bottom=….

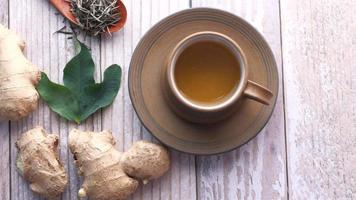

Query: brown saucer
left=129, top=8, right=278, bottom=155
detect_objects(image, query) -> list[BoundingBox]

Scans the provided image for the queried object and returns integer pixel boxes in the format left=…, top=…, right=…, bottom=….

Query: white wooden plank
left=0, top=0, right=7, bottom=24
left=101, top=0, right=196, bottom=200
left=9, top=0, right=102, bottom=199
left=0, top=123, right=10, bottom=200
left=280, top=0, right=356, bottom=199
left=0, top=0, right=10, bottom=199
left=191, top=0, right=287, bottom=199
left=9, top=1, right=49, bottom=198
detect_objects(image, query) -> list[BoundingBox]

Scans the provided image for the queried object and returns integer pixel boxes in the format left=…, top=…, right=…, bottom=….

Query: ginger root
left=121, top=140, right=170, bottom=184
left=16, top=126, right=68, bottom=199
left=0, top=24, right=40, bottom=120
left=69, top=129, right=170, bottom=200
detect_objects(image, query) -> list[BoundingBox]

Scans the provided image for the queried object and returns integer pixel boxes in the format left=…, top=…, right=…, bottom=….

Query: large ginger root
left=16, top=126, right=68, bottom=199
left=0, top=24, right=40, bottom=120
left=69, top=129, right=170, bottom=200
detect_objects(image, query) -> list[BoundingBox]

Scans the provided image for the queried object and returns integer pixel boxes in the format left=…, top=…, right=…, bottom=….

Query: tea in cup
left=165, top=31, right=273, bottom=123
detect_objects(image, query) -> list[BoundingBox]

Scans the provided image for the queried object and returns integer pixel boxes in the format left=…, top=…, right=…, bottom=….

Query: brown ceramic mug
left=164, top=31, right=273, bottom=123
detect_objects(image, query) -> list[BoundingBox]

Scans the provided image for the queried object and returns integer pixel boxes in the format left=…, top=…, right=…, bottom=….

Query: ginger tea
left=174, top=41, right=241, bottom=105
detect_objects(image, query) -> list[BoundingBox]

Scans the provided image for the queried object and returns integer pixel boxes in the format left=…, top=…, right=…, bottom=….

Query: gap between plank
left=278, top=0, right=289, bottom=199
left=8, top=121, right=12, bottom=200
left=189, top=2, right=199, bottom=200
left=7, top=0, right=12, bottom=199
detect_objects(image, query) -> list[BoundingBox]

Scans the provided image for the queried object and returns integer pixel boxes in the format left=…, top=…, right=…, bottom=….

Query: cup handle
left=244, top=80, right=273, bottom=105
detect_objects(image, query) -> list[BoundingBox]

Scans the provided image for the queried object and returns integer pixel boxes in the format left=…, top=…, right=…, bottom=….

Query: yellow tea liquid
left=174, top=41, right=241, bottom=104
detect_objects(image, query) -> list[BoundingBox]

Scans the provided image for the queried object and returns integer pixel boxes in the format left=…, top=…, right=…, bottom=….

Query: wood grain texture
left=0, top=0, right=10, bottom=199
left=191, top=0, right=287, bottom=199
left=280, top=0, right=356, bottom=199
left=101, top=1, right=197, bottom=199
left=0, top=122, right=10, bottom=200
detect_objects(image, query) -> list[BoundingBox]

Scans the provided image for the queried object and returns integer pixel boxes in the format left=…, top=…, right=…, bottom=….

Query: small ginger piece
left=0, top=24, right=40, bottom=121
left=69, top=129, right=170, bottom=200
left=16, top=126, right=68, bottom=199
left=121, top=140, right=170, bottom=184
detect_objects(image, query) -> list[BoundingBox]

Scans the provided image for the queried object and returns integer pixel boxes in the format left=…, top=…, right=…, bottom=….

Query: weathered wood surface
left=0, top=0, right=9, bottom=199
left=191, top=0, right=287, bottom=199
left=280, top=0, right=356, bottom=199
left=0, top=0, right=355, bottom=199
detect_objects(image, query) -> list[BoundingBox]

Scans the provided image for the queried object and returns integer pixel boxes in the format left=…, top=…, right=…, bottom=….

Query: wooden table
left=0, top=0, right=354, bottom=199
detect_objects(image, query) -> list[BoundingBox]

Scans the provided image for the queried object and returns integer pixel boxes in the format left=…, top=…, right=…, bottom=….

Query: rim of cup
left=167, top=31, right=248, bottom=112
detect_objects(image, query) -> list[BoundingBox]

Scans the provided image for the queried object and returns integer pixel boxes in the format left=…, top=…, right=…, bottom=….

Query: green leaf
left=79, top=64, right=122, bottom=120
left=36, top=39, right=122, bottom=124
left=63, top=39, right=95, bottom=99
left=37, top=73, right=81, bottom=123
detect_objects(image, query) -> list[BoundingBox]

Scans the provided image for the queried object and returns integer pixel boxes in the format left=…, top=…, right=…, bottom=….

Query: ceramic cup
left=164, top=31, right=273, bottom=123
